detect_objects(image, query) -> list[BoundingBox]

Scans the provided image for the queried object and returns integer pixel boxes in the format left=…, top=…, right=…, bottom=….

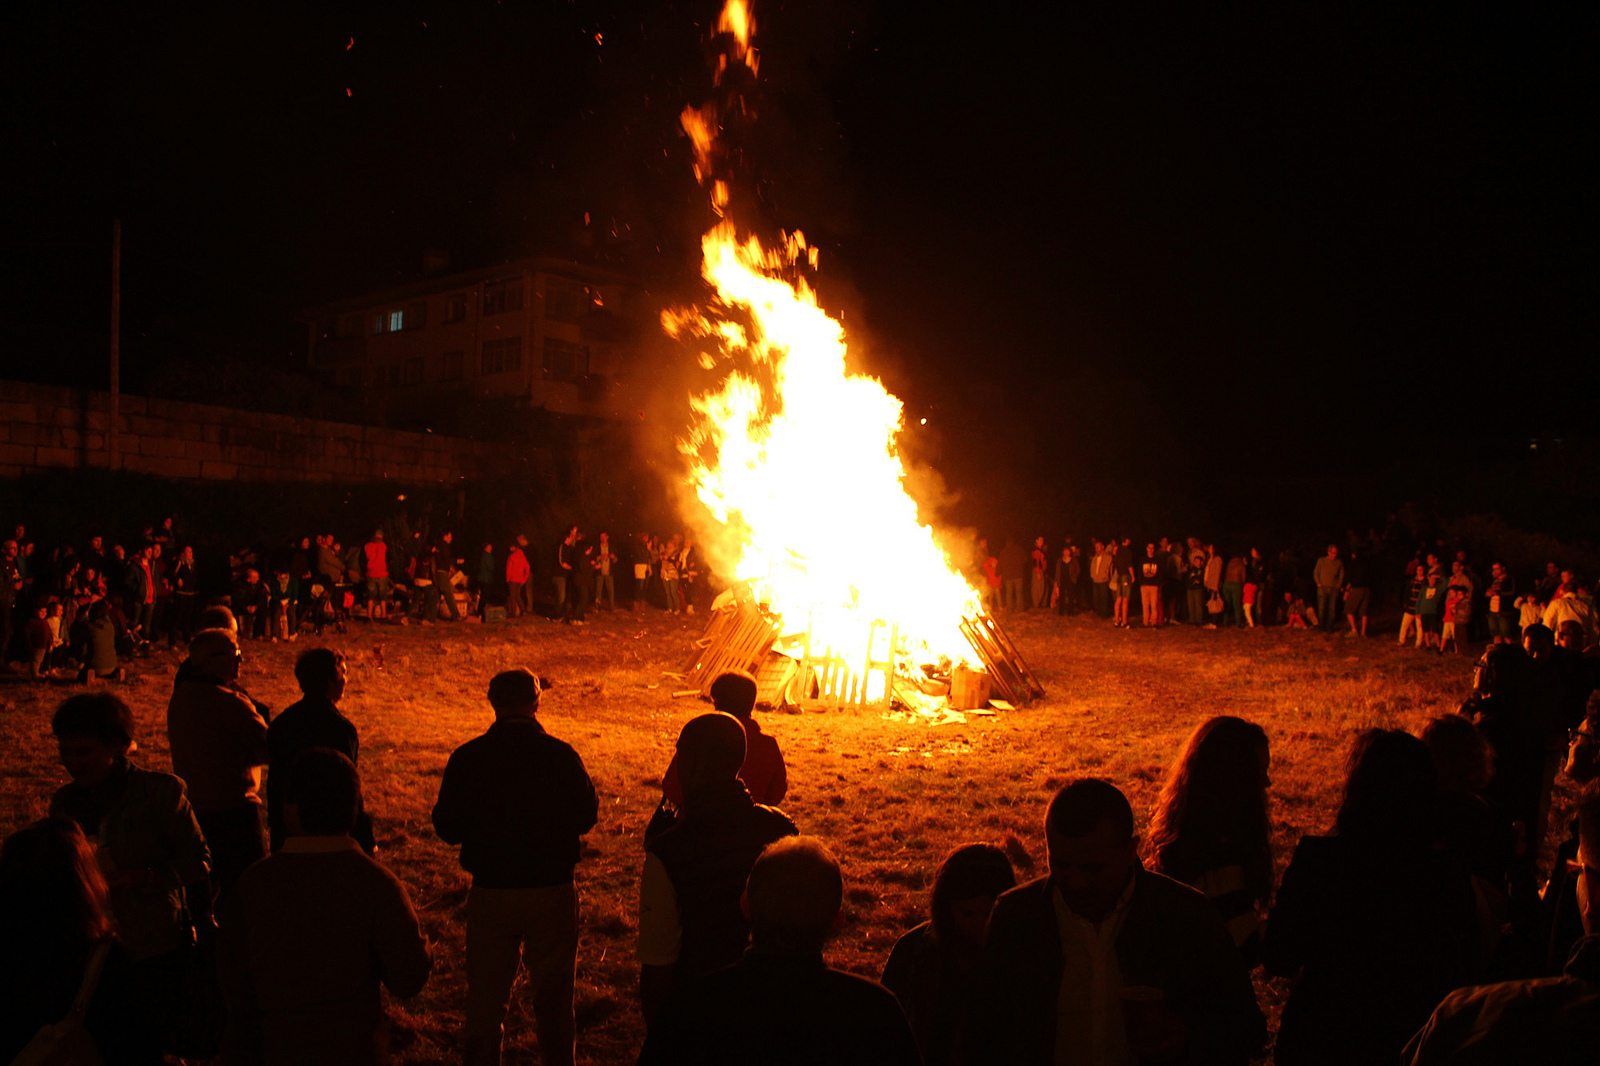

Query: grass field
left=0, top=609, right=1496, bottom=1063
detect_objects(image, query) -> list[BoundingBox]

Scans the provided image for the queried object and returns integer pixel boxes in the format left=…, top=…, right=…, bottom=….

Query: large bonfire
left=665, top=0, right=985, bottom=699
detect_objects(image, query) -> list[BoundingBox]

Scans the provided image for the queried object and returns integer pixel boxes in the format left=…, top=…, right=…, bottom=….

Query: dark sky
left=3, top=2, right=1596, bottom=528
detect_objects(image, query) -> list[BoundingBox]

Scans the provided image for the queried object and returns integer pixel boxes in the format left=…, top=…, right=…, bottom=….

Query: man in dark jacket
left=638, top=712, right=798, bottom=1023
left=966, top=778, right=1264, bottom=1065
left=640, top=836, right=920, bottom=1066
left=432, top=669, right=597, bottom=1066
left=266, top=647, right=374, bottom=853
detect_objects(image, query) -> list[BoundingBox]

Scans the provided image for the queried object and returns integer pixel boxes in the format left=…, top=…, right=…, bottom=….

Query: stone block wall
left=0, top=379, right=503, bottom=484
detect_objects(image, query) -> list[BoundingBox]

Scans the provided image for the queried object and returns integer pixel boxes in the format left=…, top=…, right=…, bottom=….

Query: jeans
left=465, top=883, right=578, bottom=1066
left=505, top=581, right=527, bottom=617
left=663, top=579, right=681, bottom=613
left=595, top=573, right=614, bottom=608
left=1187, top=588, right=1206, bottom=624
left=196, top=804, right=267, bottom=903
left=1315, top=587, right=1339, bottom=630
left=1091, top=582, right=1111, bottom=618
left=1003, top=578, right=1024, bottom=611
left=1223, top=581, right=1245, bottom=627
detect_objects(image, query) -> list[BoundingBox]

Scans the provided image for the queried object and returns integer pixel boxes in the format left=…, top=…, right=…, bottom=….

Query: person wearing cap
left=165, top=627, right=270, bottom=900
left=660, top=672, right=787, bottom=808
left=641, top=836, right=921, bottom=1065
left=638, top=712, right=798, bottom=1025
left=432, top=668, right=597, bottom=1066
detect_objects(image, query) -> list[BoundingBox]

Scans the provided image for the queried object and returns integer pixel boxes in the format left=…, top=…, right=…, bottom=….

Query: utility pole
left=109, top=219, right=121, bottom=471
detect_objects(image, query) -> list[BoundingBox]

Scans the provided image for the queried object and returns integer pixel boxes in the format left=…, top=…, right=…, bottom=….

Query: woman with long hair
left=0, top=817, right=156, bottom=1063
left=1265, top=729, right=1478, bottom=1066
left=1146, top=716, right=1273, bottom=963
left=881, top=843, right=1016, bottom=1066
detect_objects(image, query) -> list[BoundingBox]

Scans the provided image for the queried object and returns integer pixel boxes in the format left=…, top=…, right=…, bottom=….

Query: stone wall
left=0, top=378, right=503, bottom=484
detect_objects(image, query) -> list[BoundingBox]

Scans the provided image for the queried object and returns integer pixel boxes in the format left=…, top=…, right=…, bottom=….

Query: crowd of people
left=5, top=592, right=1600, bottom=1063
left=7, top=515, right=1597, bottom=689
left=973, top=532, right=1599, bottom=653
left=0, top=519, right=714, bottom=681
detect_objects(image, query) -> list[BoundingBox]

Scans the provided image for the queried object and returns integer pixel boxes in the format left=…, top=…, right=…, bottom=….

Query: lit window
left=388, top=309, right=404, bottom=332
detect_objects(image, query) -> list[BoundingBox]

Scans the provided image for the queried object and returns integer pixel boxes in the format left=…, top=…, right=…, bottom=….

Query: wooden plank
left=975, top=613, right=1045, bottom=698
left=960, top=617, right=1023, bottom=703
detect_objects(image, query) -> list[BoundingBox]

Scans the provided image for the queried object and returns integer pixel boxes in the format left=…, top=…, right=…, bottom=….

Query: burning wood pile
left=675, top=590, right=1044, bottom=717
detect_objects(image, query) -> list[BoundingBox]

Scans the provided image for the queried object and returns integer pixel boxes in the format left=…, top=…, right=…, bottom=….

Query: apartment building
left=301, top=257, right=637, bottom=424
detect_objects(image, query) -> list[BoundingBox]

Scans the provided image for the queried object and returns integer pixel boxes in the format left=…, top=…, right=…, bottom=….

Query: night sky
left=4, top=3, right=1596, bottom=531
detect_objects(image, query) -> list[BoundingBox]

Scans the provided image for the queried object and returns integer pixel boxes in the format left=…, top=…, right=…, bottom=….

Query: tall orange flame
left=670, top=1, right=981, bottom=680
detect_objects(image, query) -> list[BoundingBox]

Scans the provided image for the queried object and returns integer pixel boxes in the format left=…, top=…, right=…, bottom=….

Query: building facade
left=301, top=258, right=638, bottom=426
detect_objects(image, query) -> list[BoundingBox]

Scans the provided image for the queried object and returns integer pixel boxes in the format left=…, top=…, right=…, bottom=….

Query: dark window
left=481, top=337, right=523, bottom=374
left=541, top=337, right=590, bottom=381
left=371, top=313, right=387, bottom=336
left=483, top=278, right=524, bottom=316
left=544, top=278, right=588, bottom=323
left=445, top=293, right=468, bottom=323
left=339, top=314, right=363, bottom=338
left=402, top=356, right=425, bottom=386
left=439, top=350, right=465, bottom=380
left=406, top=301, right=427, bottom=330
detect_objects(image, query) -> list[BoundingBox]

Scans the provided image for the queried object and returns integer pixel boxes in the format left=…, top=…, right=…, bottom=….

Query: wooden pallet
left=795, top=616, right=898, bottom=710
left=679, top=600, right=1044, bottom=712
left=959, top=612, right=1045, bottom=705
left=679, top=601, right=783, bottom=695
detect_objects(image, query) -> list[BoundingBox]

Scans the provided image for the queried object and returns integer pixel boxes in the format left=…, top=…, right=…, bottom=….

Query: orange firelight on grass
left=665, top=0, right=982, bottom=688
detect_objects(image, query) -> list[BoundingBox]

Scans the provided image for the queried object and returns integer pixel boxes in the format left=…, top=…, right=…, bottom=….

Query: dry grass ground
left=0, top=609, right=1503, bottom=1062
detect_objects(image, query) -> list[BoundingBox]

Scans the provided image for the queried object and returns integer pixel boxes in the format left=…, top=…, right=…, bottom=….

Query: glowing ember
left=666, top=0, right=982, bottom=690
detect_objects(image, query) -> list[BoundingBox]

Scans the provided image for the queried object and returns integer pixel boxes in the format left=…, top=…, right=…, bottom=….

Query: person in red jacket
left=504, top=536, right=532, bottom=618
left=362, top=530, right=390, bottom=623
